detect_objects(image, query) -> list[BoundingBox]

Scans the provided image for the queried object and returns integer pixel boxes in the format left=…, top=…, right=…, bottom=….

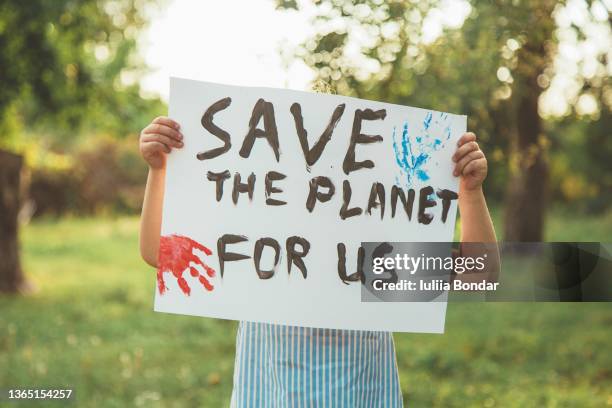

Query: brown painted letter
left=306, top=176, right=335, bottom=212
left=207, top=170, right=231, bottom=202
left=418, top=186, right=436, bottom=224
left=265, top=171, right=287, bottom=206
left=337, top=243, right=365, bottom=284
left=290, top=102, right=345, bottom=167
left=342, top=108, right=387, bottom=175
left=254, top=238, right=280, bottom=280
left=217, top=234, right=250, bottom=277
left=391, top=185, right=415, bottom=220
left=340, top=180, right=362, bottom=220
left=286, top=236, right=310, bottom=278
left=197, top=97, right=232, bottom=160
left=232, top=172, right=256, bottom=204
left=366, top=182, right=385, bottom=219
left=436, top=189, right=458, bottom=223
left=239, top=98, right=280, bottom=162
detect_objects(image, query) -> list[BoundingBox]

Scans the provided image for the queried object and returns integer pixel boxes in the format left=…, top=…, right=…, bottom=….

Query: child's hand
left=139, top=116, right=183, bottom=170
left=452, top=132, right=487, bottom=192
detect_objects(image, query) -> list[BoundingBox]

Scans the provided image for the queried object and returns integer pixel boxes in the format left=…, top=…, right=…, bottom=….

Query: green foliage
left=0, top=216, right=611, bottom=406
left=548, top=110, right=612, bottom=212
left=278, top=0, right=611, bottom=210
left=274, top=0, right=298, bottom=10
left=28, top=136, right=148, bottom=216
left=0, top=1, right=163, bottom=217
left=0, top=0, right=163, bottom=148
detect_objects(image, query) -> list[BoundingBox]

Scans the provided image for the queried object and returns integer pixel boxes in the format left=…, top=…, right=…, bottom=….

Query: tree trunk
left=503, top=4, right=555, bottom=242
left=503, top=80, right=548, bottom=241
left=0, top=149, right=26, bottom=293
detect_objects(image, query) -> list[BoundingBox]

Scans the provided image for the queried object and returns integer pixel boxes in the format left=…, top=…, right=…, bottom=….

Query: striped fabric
left=230, top=321, right=403, bottom=407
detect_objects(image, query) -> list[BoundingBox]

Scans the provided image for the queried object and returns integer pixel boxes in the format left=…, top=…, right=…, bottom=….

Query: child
left=139, top=116, right=497, bottom=407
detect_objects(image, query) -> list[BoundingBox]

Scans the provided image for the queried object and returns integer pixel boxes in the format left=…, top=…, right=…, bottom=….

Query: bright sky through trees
left=138, top=0, right=610, bottom=118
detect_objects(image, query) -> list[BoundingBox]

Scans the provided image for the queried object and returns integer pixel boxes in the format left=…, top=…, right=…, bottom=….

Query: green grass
left=1, top=212, right=611, bottom=407
left=456, top=206, right=612, bottom=242
left=501, top=207, right=612, bottom=242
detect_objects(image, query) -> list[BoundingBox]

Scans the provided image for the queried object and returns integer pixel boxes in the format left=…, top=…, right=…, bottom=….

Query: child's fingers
left=453, top=141, right=479, bottom=162
left=462, top=158, right=487, bottom=176
left=456, top=132, right=477, bottom=147
left=152, top=116, right=181, bottom=130
left=143, top=123, right=183, bottom=142
left=144, top=141, right=171, bottom=154
left=454, top=150, right=484, bottom=176
left=142, top=133, right=183, bottom=149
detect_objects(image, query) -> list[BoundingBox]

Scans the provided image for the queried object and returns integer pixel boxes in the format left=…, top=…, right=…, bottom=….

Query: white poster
left=154, top=77, right=466, bottom=333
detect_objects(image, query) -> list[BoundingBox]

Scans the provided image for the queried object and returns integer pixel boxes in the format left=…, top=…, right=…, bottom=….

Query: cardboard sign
left=154, top=77, right=466, bottom=333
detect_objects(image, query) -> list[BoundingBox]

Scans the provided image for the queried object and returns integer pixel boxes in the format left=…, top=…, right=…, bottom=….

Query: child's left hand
left=452, top=132, right=488, bottom=192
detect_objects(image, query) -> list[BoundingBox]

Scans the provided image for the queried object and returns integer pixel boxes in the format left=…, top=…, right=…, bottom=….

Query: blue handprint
left=392, top=111, right=452, bottom=187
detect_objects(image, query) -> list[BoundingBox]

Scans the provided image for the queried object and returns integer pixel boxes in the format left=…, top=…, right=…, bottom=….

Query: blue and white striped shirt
left=230, top=321, right=403, bottom=407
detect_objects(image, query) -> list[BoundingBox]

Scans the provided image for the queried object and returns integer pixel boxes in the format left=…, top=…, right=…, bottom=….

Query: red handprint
left=157, top=234, right=216, bottom=295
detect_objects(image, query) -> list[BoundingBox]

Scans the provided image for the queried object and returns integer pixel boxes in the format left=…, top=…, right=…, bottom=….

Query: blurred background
left=0, top=0, right=610, bottom=406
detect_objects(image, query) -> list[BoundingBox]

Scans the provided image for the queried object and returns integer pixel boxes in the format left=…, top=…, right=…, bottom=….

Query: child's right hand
left=139, top=116, right=184, bottom=170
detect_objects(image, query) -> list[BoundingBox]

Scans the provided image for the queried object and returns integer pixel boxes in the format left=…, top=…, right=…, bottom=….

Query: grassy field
left=1, top=213, right=611, bottom=407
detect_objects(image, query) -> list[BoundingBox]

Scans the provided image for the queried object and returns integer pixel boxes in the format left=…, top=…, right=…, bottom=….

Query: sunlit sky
left=138, top=0, right=611, bottom=117
left=139, top=0, right=317, bottom=100
left=138, top=0, right=470, bottom=99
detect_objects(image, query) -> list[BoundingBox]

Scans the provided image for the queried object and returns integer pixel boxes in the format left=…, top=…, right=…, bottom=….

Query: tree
left=502, top=1, right=556, bottom=241
left=277, top=0, right=611, bottom=241
left=0, top=0, right=156, bottom=293
left=0, top=151, right=25, bottom=292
